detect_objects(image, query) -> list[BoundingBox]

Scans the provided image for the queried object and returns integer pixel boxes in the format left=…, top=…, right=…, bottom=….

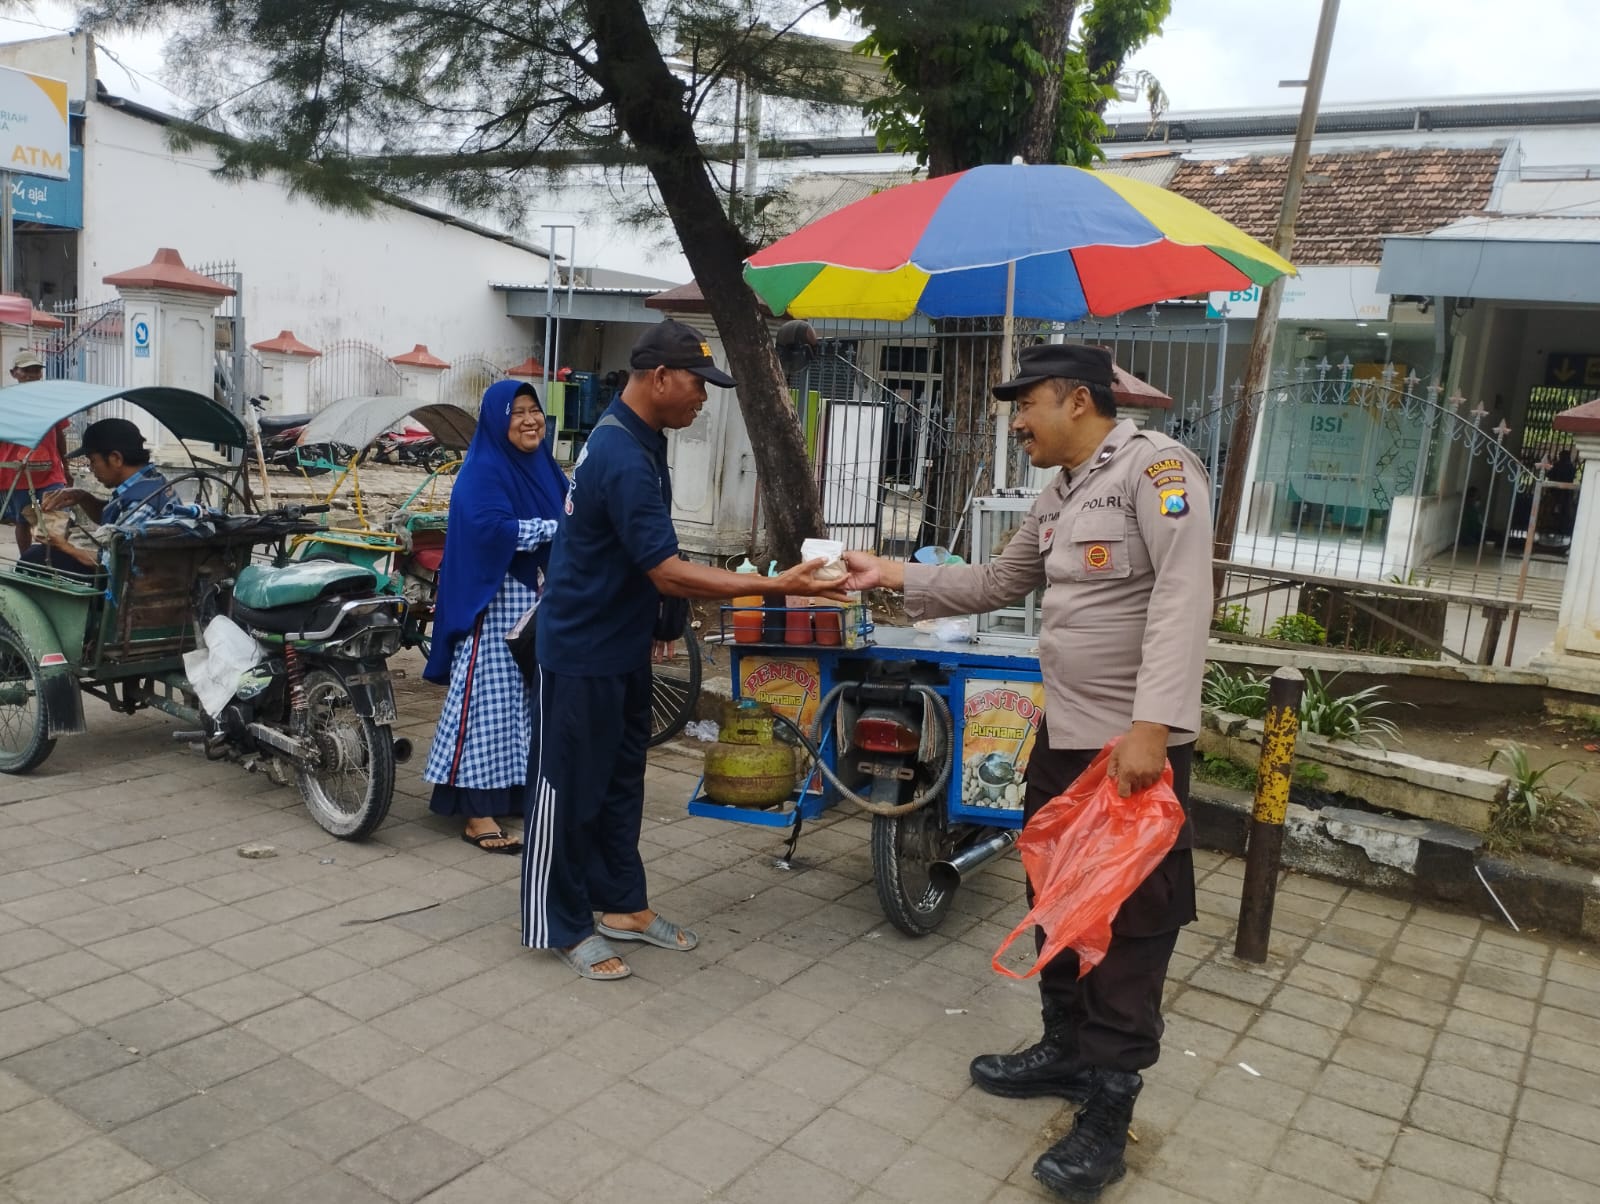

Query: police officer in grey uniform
left=842, top=343, right=1212, bottom=1201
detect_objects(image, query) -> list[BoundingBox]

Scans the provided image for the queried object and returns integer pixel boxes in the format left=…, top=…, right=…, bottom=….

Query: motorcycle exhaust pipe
left=930, top=828, right=1019, bottom=894
left=392, top=737, right=413, bottom=764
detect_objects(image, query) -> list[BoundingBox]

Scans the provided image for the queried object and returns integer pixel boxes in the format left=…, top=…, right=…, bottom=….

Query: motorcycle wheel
left=648, top=628, right=702, bottom=747
left=871, top=789, right=962, bottom=937
left=0, top=624, right=54, bottom=774
left=295, top=666, right=395, bottom=839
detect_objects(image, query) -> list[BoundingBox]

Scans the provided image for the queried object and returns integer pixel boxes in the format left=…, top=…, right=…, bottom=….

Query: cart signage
left=740, top=655, right=821, bottom=731
left=960, top=680, right=1045, bottom=811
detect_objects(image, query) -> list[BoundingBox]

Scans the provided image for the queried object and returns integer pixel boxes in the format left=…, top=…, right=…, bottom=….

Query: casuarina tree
left=84, top=0, right=859, bottom=563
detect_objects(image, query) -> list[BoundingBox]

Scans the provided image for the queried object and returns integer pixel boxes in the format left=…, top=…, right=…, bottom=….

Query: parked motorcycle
left=372, top=420, right=449, bottom=470
left=198, top=505, right=410, bottom=838
left=247, top=397, right=355, bottom=476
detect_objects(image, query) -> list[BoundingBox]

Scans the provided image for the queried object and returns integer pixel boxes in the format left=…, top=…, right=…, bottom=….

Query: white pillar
left=103, top=248, right=234, bottom=450
left=250, top=330, right=320, bottom=416
left=392, top=345, right=449, bottom=404
left=1552, top=427, right=1600, bottom=658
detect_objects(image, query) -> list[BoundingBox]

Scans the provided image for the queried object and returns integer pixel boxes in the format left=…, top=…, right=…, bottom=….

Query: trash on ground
left=238, top=843, right=278, bottom=859
left=684, top=719, right=720, bottom=742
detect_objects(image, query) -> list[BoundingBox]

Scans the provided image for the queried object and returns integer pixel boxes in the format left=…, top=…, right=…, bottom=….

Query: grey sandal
left=553, top=934, right=631, bottom=980
left=596, top=915, right=699, bottom=951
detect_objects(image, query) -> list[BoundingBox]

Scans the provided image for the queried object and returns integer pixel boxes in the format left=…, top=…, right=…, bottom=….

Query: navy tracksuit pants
left=520, top=664, right=652, bottom=949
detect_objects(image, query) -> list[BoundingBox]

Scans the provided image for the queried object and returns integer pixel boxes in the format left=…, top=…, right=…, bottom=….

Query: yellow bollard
left=1234, top=667, right=1305, bottom=963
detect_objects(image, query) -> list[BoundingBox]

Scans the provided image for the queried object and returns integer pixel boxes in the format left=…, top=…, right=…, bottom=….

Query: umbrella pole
left=994, top=261, right=1017, bottom=490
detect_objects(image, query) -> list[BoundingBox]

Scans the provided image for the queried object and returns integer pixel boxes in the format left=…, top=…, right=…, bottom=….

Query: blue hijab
left=423, top=380, right=567, bottom=683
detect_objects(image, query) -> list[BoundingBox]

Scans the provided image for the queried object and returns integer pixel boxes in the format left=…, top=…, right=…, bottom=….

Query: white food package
left=183, top=615, right=267, bottom=717
left=801, top=537, right=847, bottom=582
left=914, top=616, right=974, bottom=643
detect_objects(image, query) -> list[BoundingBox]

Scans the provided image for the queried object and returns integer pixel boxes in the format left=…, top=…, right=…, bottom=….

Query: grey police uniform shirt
left=904, top=419, right=1213, bottom=752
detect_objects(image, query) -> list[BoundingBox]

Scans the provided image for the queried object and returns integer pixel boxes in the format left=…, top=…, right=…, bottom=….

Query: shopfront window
left=1254, top=322, right=1439, bottom=542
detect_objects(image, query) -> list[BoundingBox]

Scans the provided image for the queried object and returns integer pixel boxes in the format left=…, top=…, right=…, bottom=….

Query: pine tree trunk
left=585, top=0, right=825, bottom=565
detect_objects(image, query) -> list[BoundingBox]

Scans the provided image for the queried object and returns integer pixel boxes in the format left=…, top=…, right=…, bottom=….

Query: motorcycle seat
left=233, top=562, right=379, bottom=611
left=256, top=413, right=313, bottom=434
left=231, top=595, right=349, bottom=636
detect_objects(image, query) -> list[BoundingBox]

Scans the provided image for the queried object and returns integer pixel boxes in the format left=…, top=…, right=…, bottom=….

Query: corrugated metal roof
left=1094, top=156, right=1180, bottom=187
left=1105, top=94, right=1600, bottom=146
left=785, top=171, right=921, bottom=227
left=1410, top=215, right=1600, bottom=242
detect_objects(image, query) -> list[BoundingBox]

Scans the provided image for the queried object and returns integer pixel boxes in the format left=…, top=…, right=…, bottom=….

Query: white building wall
left=78, top=103, right=550, bottom=364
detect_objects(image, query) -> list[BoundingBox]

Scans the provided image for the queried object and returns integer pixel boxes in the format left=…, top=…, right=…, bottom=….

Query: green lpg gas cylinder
left=703, top=698, right=796, bottom=808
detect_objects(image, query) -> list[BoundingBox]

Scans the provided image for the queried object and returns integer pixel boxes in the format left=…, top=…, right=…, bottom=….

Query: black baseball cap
left=67, top=417, right=147, bottom=460
left=629, top=319, right=737, bottom=389
left=992, top=343, right=1114, bottom=400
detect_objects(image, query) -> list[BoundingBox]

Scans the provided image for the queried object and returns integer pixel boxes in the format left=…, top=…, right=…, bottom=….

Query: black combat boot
left=1031, top=1068, right=1142, bottom=1201
left=968, top=1032, right=1095, bottom=1102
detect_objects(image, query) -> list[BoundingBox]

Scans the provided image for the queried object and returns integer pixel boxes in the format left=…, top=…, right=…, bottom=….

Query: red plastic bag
left=992, top=741, right=1184, bottom=980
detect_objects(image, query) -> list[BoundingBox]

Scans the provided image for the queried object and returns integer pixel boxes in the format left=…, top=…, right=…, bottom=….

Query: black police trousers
left=1021, top=724, right=1198, bottom=1073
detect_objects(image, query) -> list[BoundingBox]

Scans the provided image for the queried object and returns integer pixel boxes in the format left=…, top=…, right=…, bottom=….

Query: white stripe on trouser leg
left=522, top=670, right=556, bottom=948
left=532, top=778, right=555, bottom=947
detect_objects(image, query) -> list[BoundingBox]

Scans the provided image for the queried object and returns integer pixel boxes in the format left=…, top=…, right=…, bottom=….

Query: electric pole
left=1212, top=0, right=1342, bottom=571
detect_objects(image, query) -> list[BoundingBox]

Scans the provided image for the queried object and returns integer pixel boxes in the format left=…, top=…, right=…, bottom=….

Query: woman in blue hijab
left=423, top=380, right=566, bottom=852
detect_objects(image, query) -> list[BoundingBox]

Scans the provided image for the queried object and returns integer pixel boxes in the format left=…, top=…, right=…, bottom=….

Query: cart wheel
left=872, top=797, right=961, bottom=937
left=0, top=624, right=54, bottom=774
left=648, top=628, right=702, bottom=748
left=295, top=667, right=395, bottom=839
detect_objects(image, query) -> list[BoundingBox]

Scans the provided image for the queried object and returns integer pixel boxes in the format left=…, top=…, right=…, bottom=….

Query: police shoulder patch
left=1158, top=486, right=1189, bottom=518
left=1144, top=457, right=1184, bottom=479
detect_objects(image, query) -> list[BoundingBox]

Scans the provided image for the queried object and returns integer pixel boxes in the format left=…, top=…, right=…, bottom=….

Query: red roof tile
left=1168, top=147, right=1504, bottom=265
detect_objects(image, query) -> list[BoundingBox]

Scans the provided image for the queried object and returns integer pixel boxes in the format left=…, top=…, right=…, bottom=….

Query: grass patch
left=1194, top=752, right=1258, bottom=791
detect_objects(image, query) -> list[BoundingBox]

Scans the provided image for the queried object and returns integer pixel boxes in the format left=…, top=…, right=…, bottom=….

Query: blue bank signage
left=9, top=145, right=82, bottom=229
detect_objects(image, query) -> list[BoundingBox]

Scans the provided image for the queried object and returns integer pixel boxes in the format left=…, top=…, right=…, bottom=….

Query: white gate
left=309, top=339, right=404, bottom=409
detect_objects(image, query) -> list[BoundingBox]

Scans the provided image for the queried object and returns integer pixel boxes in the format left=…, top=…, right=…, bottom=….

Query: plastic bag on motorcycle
left=991, top=741, right=1184, bottom=980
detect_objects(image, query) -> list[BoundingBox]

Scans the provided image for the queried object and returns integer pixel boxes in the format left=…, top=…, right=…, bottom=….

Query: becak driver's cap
left=993, top=343, right=1114, bottom=400
left=629, top=319, right=737, bottom=389
left=67, top=417, right=146, bottom=460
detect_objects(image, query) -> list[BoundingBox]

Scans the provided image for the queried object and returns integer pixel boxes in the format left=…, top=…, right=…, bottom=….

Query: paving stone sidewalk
left=1, top=674, right=1597, bottom=1204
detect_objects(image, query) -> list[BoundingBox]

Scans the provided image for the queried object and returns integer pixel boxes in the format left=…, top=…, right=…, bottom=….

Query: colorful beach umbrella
left=743, top=162, right=1295, bottom=323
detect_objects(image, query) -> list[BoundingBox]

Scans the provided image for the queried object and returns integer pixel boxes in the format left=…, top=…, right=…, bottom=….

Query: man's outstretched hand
left=842, top=550, right=904, bottom=593
left=770, top=557, right=851, bottom=602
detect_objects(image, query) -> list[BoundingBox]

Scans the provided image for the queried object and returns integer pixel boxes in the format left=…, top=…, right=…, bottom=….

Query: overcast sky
left=1, top=0, right=1593, bottom=118
left=1104, top=0, right=1594, bottom=117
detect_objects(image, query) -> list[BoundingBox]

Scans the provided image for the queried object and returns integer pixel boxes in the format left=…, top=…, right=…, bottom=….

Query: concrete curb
left=692, top=652, right=1596, bottom=939
left=1190, top=782, right=1600, bottom=941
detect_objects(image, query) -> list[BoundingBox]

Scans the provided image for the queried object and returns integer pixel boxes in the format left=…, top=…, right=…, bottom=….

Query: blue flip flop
left=553, top=934, right=631, bottom=980
left=596, top=915, right=699, bottom=951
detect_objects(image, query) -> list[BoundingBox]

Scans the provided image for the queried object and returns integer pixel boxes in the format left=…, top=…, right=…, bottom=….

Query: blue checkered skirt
left=424, top=576, right=537, bottom=801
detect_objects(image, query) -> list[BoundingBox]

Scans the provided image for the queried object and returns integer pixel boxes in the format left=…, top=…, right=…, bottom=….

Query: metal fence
left=788, top=318, right=1564, bottom=665
left=439, top=353, right=503, bottom=411
left=1192, top=362, right=1563, bottom=665
left=309, top=339, right=403, bottom=409
left=788, top=314, right=1227, bottom=556
left=41, top=297, right=130, bottom=440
